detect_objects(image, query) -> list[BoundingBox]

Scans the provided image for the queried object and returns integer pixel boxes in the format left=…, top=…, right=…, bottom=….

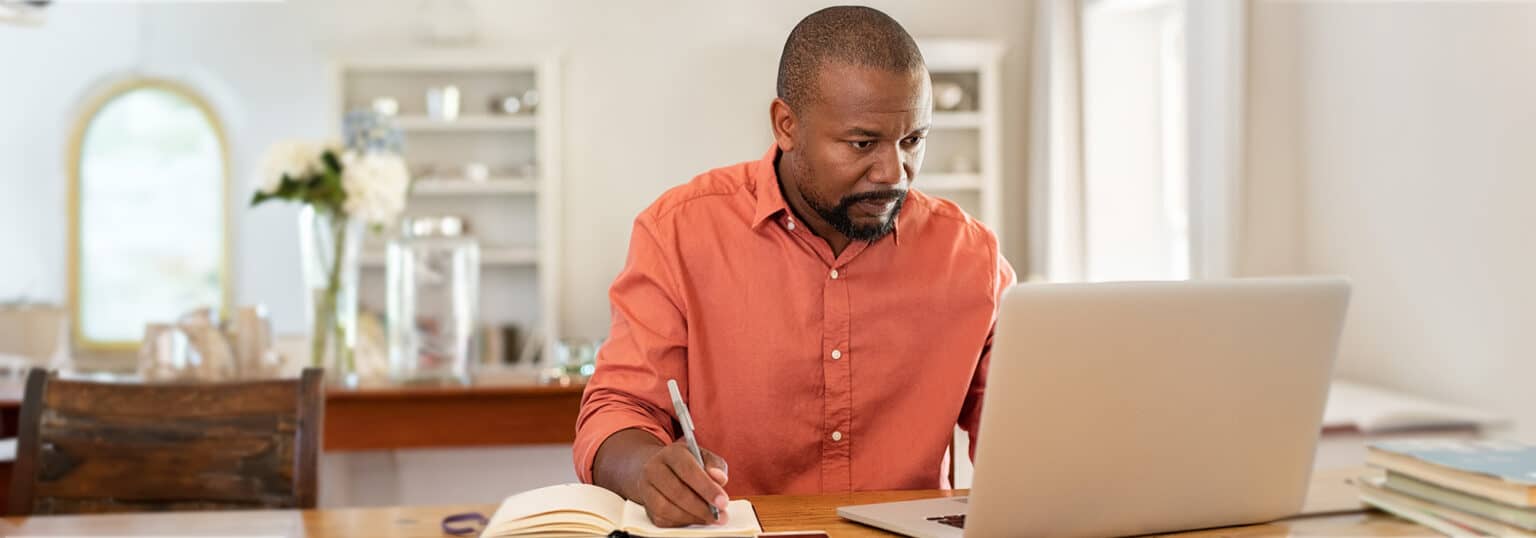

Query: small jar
left=387, top=216, right=480, bottom=384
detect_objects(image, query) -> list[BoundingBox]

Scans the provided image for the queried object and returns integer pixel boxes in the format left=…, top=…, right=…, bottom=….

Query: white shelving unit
left=332, top=49, right=563, bottom=362
left=918, top=39, right=1005, bottom=242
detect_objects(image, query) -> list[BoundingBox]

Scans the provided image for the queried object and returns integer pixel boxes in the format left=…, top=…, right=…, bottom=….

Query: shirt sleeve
left=957, top=247, right=1017, bottom=460
left=573, top=214, right=686, bottom=484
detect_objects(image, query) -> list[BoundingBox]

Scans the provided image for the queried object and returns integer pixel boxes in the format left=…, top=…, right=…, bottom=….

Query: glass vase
left=298, top=205, right=364, bottom=387
left=386, top=228, right=480, bottom=384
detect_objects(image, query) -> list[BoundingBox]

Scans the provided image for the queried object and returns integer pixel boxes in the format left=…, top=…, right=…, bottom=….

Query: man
left=574, top=5, right=1015, bottom=528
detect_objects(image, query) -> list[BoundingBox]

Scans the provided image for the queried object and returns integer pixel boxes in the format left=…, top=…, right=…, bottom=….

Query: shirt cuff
left=573, top=410, right=674, bottom=484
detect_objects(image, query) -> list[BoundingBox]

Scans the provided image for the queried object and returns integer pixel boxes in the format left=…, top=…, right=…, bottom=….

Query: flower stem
left=310, top=212, right=350, bottom=373
left=309, top=293, right=329, bottom=369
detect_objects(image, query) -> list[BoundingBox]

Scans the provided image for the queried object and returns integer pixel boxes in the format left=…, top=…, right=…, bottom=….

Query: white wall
left=0, top=0, right=1035, bottom=343
left=1243, top=1, right=1536, bottom=439
left=0, top=4, right=140, bottom=304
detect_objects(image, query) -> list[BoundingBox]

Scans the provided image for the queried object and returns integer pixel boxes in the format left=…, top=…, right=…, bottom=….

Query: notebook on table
left=481, top=483, right=760, bottom=538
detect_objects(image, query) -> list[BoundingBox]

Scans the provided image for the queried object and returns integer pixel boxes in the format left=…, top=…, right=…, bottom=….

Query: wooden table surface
left=0, top=468, right=1435, bottom=537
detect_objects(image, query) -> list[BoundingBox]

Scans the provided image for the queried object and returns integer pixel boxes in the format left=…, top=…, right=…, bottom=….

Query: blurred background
left=1, top=0, right=1532, bottom=508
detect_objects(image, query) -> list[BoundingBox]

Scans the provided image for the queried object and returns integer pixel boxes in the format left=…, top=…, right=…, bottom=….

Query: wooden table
left=0, top=468, right=1434, bottom=537
left=323, top=381, right=584, bottom=451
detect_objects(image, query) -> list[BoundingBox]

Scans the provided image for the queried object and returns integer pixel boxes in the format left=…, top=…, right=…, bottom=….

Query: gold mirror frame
left=67, top=78, right=233, bottom=351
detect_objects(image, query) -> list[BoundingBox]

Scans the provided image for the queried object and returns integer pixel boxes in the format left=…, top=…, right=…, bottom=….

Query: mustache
left=839, top=189, right=908, bottom=205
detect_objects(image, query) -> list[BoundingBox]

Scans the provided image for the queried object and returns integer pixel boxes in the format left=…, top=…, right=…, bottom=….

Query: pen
left=666, top=378, right=719, bottom=521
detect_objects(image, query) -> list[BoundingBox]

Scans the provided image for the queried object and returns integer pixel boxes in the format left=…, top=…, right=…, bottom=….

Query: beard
left=799, top=185, right=907, bottom=242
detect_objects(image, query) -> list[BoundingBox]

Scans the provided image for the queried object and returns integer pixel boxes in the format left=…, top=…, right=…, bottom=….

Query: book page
left=483, top=483, right=627, bottom=537
left=620, top=499, right=761, bottom=537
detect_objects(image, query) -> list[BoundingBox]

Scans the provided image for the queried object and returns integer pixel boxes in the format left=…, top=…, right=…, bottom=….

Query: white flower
left=258, top=141, right=332, bottom=194
left=341, top=151, right=410, bottom=225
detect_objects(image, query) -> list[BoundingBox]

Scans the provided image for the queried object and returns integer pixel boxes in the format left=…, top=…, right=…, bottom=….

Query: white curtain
left=1027, top=0, right=1246, bottom=282
left=1184, top=0, right=1247, bottom=279
left=1028, top=0, right=1087, bottom=283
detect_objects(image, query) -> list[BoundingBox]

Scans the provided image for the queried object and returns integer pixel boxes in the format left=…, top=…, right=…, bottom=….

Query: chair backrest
left=7, top=368, right=323, bottom=515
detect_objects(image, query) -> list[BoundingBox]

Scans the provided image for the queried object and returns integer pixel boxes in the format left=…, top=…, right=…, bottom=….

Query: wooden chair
left=6, top=368, right=323, bottom=515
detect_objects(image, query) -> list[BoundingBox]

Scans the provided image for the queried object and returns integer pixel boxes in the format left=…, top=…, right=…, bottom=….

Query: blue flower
left=343, top=110, right=405, bottom=154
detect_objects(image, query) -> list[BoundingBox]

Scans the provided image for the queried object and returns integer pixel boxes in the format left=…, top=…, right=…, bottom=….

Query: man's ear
left=770, top=98, right=799, bottom=152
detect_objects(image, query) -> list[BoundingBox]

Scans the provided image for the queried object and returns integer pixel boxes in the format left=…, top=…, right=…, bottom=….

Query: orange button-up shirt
left=574, top=145, right=1015, bottom=496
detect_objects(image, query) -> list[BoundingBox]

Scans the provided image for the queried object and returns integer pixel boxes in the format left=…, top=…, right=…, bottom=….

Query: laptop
left=837, top=278, right=1351, bottom=537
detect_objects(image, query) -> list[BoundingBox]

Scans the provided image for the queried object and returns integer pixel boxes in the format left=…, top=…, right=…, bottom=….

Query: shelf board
left=339, top=52, right=549, bottom=73
left=411, top=178, right=538, bottom=196
left=361, top=246, right=539, bottom=268
left=919, top=173, right=983, bottom=191
left=394, top=115, right=536, bottom=132
left=480, top=247, right=540, bottom=266
left=343, top=62, right=537, bottom=74
left=932, top=111, right=982, bottom=129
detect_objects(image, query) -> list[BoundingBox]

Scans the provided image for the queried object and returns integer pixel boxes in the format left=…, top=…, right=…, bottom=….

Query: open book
left=482, top=483, right=761, bottom=537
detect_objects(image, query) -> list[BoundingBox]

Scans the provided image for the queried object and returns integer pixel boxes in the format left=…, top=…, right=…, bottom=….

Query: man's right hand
left=637, top=441, right=731, bottom=527
left=592, top=429, right=731, bottom=528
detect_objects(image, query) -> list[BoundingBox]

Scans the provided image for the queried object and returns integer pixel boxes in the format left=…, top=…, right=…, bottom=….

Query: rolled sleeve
left=573, top=215, right=687, bottom=483
left=573, top=392, right=674, bottom=484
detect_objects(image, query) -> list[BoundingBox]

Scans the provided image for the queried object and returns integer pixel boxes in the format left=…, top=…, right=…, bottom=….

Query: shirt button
left=785, top=218, right=795, bottom=231
left=830, top=269, right=840, bottom=280
left=831, top=431, right=843, bottom=442
left=831, top=349, right=842, bottom=360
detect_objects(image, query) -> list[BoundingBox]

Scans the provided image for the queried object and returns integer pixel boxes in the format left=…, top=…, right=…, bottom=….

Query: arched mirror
left=70, top=79, right=230, bottom=349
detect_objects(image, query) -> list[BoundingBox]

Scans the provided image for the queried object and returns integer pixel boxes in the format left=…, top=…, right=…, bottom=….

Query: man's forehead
left=809, top=62, right=931, bottom=116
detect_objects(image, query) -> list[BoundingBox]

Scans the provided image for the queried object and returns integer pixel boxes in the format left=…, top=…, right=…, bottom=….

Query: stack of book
left=1361, top=440, right=1536, bottom=536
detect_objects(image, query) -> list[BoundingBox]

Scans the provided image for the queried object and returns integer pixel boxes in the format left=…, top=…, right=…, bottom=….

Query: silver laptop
left=837, top=278, right=1351, bottom=537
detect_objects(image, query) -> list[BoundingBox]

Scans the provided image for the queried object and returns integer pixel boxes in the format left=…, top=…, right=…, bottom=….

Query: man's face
left=789, top=63, right=931, bottom=241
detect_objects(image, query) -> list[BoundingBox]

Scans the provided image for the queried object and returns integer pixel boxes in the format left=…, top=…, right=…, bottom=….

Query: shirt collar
left=748, top=143, right=902, bottom=245
left=750, top=145, right=789, bottom=230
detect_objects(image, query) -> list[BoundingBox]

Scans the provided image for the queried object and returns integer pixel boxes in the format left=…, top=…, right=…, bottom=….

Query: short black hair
left=776, top=6, right=926, bottom=111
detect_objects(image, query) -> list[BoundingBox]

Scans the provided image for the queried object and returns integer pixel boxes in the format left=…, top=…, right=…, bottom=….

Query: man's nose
left=868, top=143, right=906, bottom=186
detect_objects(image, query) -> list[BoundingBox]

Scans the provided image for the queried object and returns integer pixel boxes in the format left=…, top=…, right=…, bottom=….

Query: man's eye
left=902, top=136, right=924, bottom=146
left=850, top=140, right=875, bottom=150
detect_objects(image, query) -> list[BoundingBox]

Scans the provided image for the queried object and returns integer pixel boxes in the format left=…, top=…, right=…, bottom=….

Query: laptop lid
left=965, top=278, right=1350, bottom=537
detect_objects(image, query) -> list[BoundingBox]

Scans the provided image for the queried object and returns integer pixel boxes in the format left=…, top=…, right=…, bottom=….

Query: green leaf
left=322, top=150, right=343, bottom=175
left=250, top=171, right=338, bottom=209
left=322, top=169, right=347, bottom=211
